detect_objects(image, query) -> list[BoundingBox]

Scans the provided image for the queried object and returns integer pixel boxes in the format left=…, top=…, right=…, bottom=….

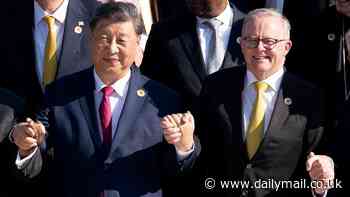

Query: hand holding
left=12, top=118, right=46, bottom=157
left=161, top=111, right=195, bottom=152
left=306, top=152, right=335, bottom=194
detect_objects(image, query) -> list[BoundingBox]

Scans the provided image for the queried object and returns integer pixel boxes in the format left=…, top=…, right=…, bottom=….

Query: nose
left=109, top=40, right=119, bottom=54
left=256, top=40, right=266, bottom=51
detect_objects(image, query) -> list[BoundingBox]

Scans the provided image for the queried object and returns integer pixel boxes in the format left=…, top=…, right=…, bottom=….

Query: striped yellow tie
left=43, top=16, right=57, bottom=86
left=246, top=81, right=269, bottom=159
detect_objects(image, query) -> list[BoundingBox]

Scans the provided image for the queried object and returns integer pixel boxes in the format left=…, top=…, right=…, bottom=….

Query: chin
left=251, top=63, right=272, bottom=73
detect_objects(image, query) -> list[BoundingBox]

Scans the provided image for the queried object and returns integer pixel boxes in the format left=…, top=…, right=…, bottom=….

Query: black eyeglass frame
left=240, top=37, right=289, bottom=49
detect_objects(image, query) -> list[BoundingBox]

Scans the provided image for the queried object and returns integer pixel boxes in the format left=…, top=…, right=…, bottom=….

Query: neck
left=253, top=68, right=282, bottom=81
left=254, top=72, right=270, bottom=81
left=96, top=67, right=129, bottom=86
left=36, top=0, right=64, bottom=13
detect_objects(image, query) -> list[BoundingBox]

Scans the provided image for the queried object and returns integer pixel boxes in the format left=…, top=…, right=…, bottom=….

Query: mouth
left=103, top=57, right=119, bottom=63
left=252, top=55, right=270, bottom=62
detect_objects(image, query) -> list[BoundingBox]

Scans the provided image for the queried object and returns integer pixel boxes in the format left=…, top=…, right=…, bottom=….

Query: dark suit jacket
left=0, top=88, right=28, bottom=197
left=23, top=67, right=200, bottom=197
left=0, top=0, right=97, bottom=117
left=196, top=66, right=324, bottom=197
left=332, top=100, right=350, bottom=196
left=141, top=3, right=245, bottom=114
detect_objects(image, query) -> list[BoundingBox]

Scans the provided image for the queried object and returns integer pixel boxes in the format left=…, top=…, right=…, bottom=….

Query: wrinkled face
left=187, top=0, right=227, bottom=17
left=91, top=18, right=139, bottom=77
left=337, top=0, right=350, bottom=17
left=240, top=16, right=292, bottom=79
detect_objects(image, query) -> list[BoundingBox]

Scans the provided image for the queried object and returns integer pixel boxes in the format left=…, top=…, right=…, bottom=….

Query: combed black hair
left=90, top=1, right=144, bottom=35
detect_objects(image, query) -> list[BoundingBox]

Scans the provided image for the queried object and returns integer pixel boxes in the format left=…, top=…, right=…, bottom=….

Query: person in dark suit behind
left=0, top=1, right=97, bottom=196
left=322, top=1, right=350, bottom=196
left=0, top=0, right=98, bottom=117
left=196, top=8, right=334, bottom=197
left=140, top=0, right=245, bottom=114
left=333, top=99, right=350, bottom=196
left=0, top=89, right=25, bottom=197
left=11, top=2, right=199, bottom=197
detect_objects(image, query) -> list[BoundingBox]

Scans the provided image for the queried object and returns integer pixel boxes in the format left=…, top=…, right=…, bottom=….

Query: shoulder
left=205, top=66, right=245, bottom=87
left=135, top=69, right=183, bottom=113
left=200, top=66, right=245, bottom=103
left=149, top=13, right=195, bottom=38
left=68, top=0, right=98, bottom=18
left=0, top=88, right=25, bottom=116
left=46, top=67, right=94, bottom=106
left=282, top=72, right=322, bottom=106
left=283, top=72, right=320, bottom=92
left=136, top=69, right=179, bottom=100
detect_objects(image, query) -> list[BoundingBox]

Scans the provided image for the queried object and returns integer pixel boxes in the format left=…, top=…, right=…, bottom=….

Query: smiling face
left=91, top=18, right=139, bottom=80
left=240, top=15, right=292, bottom=80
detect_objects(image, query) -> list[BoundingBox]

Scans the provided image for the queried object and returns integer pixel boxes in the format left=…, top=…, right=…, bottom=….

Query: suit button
left=246, top=163, right=252, bottom=169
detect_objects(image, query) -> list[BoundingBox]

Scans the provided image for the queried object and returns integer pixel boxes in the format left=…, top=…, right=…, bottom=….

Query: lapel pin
left=74, top=25, right=82, bottom=34
left=284, top=97, right=292, bottom=105
left=78, top=21, right=84, bottom=26
left=137, top=89, right=145, bottom=97
left=327, top=33, right=335, bottom=41
left=236, top=37, right=241, bottom=44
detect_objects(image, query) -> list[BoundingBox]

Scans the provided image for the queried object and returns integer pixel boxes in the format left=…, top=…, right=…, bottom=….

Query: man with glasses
left=196, top=8, right=334, bottom=197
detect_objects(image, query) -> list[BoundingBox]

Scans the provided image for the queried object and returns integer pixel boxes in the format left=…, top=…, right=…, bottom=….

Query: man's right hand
left=12, top=118, right=46, bottom=158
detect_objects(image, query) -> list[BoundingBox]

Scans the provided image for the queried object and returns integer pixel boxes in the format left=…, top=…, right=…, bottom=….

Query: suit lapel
left=265, top=89, right=289, bottom=137
left=56, top=0, right=90, bottom=78
left=78, top=68, right=104, bottom=151
left=108, top=68, right=147, bottom=159
left=30, top=5, right=44, bottom=99
left=221, top=4, right=245, bottom=70
left=179, top=16, right=207, bottom=81
left=254, top=73, right=291, bottom=159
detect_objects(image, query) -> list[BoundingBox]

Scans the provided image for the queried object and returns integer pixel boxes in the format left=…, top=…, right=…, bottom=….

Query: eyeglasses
left=241, top=37, right=288, bottom=49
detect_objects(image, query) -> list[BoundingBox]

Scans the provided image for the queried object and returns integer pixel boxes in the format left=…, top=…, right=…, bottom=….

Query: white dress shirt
left=196, top=3, right=233, bottom=68
left=242, top=68, right=284, bottom=140
left=34, top=0, right=69, bottom=86
left=94, top=69, right=130, bottom=140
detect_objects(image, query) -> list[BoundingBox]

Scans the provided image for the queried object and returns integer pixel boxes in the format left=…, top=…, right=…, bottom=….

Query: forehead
left=93, top=18, right=136, bottom=35
left=242, top=15, right=286, bottom=37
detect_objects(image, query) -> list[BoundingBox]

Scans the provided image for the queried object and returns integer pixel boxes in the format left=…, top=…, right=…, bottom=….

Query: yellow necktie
left=246, top=81, right=269, bottom=159
left=43, top=16, right=57, bottom=86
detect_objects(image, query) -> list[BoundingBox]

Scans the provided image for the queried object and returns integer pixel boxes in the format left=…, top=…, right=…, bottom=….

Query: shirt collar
left=245, top=67, right=285, bottom=92
left=34, top=0, right=69, bottom=26
left=93, top=68, right=131, bottom=98
left=196, top=2, right=233, bottom=27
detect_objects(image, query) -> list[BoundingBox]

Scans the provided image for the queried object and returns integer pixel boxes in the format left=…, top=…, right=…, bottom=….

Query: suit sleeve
left=140, top=23, right=164, bottom=81
left=17, top=148, right=43, bottom=178
left=305, top=86, right=325, bottom=154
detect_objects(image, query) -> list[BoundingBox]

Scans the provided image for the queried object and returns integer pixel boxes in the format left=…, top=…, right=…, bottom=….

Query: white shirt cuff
left=15, top=147, right=38, bottom=169
left=312, top=188, right=328, bottom=197
left=175, top=144, right=195, bottom=161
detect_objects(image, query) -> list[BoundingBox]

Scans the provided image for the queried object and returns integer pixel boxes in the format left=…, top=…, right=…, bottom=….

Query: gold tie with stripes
left=246, top=81, right=269, bottom=159
left=43, top=16, right=57, bottom=86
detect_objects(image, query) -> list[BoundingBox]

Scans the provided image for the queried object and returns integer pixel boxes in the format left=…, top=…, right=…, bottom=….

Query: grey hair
left=242, top=8, right=291, bottom=39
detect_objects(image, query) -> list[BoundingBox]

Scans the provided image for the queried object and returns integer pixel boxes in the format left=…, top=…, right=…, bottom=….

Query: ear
left=283, top=40, right=292, bottom=56
left=238, top=37, right=245, bottom=49
left=137, top=34, right=141, bottom=45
